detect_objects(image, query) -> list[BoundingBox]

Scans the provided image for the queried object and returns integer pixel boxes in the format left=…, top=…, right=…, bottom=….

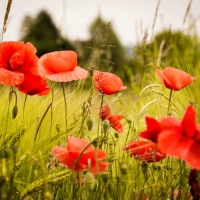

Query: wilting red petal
left=16, top=74, right=50, bottom=96
left=156, top=67, right=195, bottom=91
left=100, top=105, right=112, bottom=120
left=38, top=51, right=87, bottom=82
left=108, top=115, right=124, bottom=133
left=93, top=70, right=126, bottom=95
left=181, top=105, right=196, bottom=138
left=139, top=117, right=161, bottom=143
left=0, top=68, right=24, bottom=85
left=100, top=104, right=124, bottom=133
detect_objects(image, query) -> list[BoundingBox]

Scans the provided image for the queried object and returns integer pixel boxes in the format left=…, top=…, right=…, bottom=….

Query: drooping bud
left=114, top=132, right=119, bottom=138
left=85, top=172, right=97, bottom=192
left=12, top=105, right=18, bottom=119
left=86, top=114, right=95, bottom=131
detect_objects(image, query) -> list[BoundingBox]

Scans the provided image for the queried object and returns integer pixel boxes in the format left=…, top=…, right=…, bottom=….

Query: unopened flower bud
left=120, top=163, right=128, bottom=175
left=12, top=105, right=18, bottom=119
left=86, top=114, right=95, bottom=131
left=55, top=124, right=61, bottom=133
left=0, top=175, right=6, bottom=187
left=141, top=163, right=148, bottom=175
left=103, top=120, right=110, bottom=134
left=114, top=132, right=119, bottom=138
left=44, top=191, right=52, bottom=200
left=101, top=172, right=109, bottom=183
left=116, top=175, right=121, bottom=182
left=85, top=172, right=97, bottom=192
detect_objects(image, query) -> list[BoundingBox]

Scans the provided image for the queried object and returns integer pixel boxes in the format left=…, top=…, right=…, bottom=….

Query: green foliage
left=77, top=16, right=126, bottom=76
left=20, top=10, right=75, bottom=57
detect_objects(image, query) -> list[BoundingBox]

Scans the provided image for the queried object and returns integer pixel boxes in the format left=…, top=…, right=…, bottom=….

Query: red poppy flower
left=53, top=137, right=109, bottom=173
left=93, top=70, right=127, bottom=95
left=38, top=51, right=88, bottom=82
left=139, top=117, right=161, bottom=143
left=124, top=140, right=166, bottom=162
left=0, top=41, right=39, bottom=86
left=158, top=105, right=200, bottom=169
left=156, top=67, right=195, bottom=91
left=16, top=74, right=50, bottom=96
left=100, top=104, right=124, bottom=133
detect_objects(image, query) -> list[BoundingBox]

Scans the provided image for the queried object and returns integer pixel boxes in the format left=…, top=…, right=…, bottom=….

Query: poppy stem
left=34, top=103, right=52, bottom=143
left=167, top=89, right=173, bottom=115
left=62, top=82, right=68, bottom=132
left=22, top=94, right=27, bottom=120
left=97, top=94, right=104, bottom=138
left=49, top=82, right=54, bottom=133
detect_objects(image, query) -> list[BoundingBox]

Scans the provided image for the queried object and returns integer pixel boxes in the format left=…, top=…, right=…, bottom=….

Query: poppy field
left=1, top=1, right=200, bottom=200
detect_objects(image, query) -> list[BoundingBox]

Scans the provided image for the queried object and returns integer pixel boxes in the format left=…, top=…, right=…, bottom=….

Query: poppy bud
left=44, top=191, right=52, bottom=200
left=11, top=146, right=18, bottom=155
left=0, top=148, right=10, bottom=159
left=116, top=175, right=121, bottom=182
left=120, top=163, right=128, bottom=175
left=141, top=163, right=148, bottom=175
left=12, top=105, right=18, bottom=119
left=103, top=120, right=110, bottom=134
left=85, top=172, right=97, bottom=192
left=0, top=175, right=6, bottom=187
left=101, top=172, right=109, bottom=183
left=55, top=124, right=61, bottom=133
left=114, top=132, right=119, bottom=138
left=86, top=114, right=95, bottom=131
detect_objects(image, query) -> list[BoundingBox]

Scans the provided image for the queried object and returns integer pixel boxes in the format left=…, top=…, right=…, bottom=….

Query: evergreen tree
left=20, top=10, right=75, bottom=57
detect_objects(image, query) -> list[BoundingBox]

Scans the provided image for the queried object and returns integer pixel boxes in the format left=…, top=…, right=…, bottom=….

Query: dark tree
left=20, top=10, right=75, bottom=57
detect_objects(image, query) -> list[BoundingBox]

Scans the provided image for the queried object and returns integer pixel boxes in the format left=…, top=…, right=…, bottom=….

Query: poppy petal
left=44, top=66, right=88, bottom=82
left=139, top=117, right=161, bottom=143
left=158, top=130, right=191, bottom=159
left=67, top=137, right=94, bottom=153
left=185, top=142, right=200, bottom=169
left=0, top=68, right=24, bottom=86
left=91, top=161, right=109, bottom=174
left=16, top=74, right=50, bottom=96
left=181, top=105, right=196, bottom=138
left=53, top=146, right=87, bottom=171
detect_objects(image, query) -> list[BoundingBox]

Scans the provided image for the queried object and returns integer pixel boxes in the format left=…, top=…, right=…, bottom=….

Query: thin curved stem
left=167, top=89, right=173, bottom=116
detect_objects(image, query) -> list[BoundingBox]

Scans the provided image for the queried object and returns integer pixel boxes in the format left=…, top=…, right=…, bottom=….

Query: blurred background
left=1, top=0, right=200, bottom=83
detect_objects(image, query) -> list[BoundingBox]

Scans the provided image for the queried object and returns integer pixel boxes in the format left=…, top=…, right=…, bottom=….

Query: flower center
left=9, top=50, right=25, bottom=72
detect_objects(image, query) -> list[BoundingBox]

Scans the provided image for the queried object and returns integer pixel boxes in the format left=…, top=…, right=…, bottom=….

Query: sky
left=0, top=0, right=200, bottom=46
